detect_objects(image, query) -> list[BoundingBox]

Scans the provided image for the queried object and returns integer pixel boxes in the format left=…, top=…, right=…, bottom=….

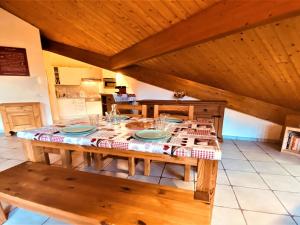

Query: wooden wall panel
left=118, top=66, right=299, bottom=125
left=138, top=15, right=300, bottom=111
left=0, top=0, right=219, bottom=56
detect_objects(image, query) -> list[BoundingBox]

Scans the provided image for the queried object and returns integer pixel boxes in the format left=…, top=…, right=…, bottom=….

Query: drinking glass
left=88, top=114, right=100, bottom=126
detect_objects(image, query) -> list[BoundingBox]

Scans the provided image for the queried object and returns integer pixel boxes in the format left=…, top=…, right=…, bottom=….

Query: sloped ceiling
left=138, top=15, right=300, bottom=111
left=1, top=0, right=300, bottom=124
left=0, top=0, right=219, bottom=55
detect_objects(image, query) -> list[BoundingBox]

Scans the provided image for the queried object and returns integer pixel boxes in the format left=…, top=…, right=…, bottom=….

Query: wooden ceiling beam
left=117, top=66, right=299, bottom=125
left=110, top=0, right=300, bottom=69
left=42, top=40, right=299, bottom=124
left=41, top=38, right=110, bottom=69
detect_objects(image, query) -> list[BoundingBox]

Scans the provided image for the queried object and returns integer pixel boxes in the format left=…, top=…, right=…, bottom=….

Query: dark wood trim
left=110, top=0, right=300, bottom=69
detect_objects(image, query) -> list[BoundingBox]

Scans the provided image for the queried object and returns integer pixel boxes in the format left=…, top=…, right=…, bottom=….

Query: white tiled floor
left=1, top=136, right=300, bottom=225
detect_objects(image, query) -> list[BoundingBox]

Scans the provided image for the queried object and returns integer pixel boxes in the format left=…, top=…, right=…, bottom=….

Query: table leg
left=83, top=152, right=91, bottom=167
left=194, top=159, right=218, bottom=203
left=22, top=140, right=45, bottom=162
left=184, top=164, right=191, bottom=181
left=0, top=202, right=7, bottom=225
left=60, top=149, right=72, bottom=169
left=43, top=152, right=50, bottom=165
left=144, top=159, right=151, bottom=176
left=92, top=153, right=104, bottom=170
left=128, top=157, right=135, bottom=176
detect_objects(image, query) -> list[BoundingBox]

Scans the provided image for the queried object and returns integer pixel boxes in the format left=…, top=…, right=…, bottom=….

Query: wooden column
left=128, top=157, right=136, bottom=176
left=22, top=140, right=45, bottom=162
left=60, top=149, right=72, bottom=169
left=195, top=159, right=218, bottom=203
left=144, top=159, right=151, bottom=176
left=184, top=164, right=191, bottom=182
left=0, top=202, right=7, bottom=224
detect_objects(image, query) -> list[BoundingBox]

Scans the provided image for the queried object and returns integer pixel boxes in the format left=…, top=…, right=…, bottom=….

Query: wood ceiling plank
left=118, top=66, right=299, bottom=125
left=223, top=33, right=278, bottom=101
left=1, top=0, right=216, bottom=55
left=110, top=0, right=300, bottom=69
left=249, top=28, right=300, bottom=103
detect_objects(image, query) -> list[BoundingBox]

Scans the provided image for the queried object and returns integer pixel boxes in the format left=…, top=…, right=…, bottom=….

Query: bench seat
left=0, top=162, right=211, bottom=225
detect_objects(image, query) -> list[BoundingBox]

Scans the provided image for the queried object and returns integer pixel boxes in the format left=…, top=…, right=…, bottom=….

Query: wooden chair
left=154, top=104, right=194, bottom=120
left=147, top=104, right=194, bottom=180
left=90, top=104, right=147, bottom=171
left=116, top=104, right=147, bottom=118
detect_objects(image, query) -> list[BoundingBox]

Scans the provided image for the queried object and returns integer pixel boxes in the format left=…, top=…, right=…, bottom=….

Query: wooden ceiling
left=0, top=0, right=219, bottom=56
left=2, top=0, right=300, bottom=123
left=138, top=15, right=300, bottom=111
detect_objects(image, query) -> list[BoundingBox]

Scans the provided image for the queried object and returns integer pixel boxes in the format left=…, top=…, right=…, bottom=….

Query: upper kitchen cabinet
left=55, top=67, right=102, bottom=85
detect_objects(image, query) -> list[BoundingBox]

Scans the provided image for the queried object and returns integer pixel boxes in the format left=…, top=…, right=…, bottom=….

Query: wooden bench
left=0, top=162, right=212, bottom=225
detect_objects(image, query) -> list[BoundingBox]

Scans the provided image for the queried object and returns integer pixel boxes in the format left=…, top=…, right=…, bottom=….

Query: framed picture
left=0, top=46, right=30, bottom=76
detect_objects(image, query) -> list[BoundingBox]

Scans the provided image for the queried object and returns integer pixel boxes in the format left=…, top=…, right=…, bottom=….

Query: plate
left=135, top=130, right=169, bottom=139
left=61, top=128, right=97, bottom=136
left=61, top=125, right=96, bottom=133
left=165, top=117, right=183, bottom=123
left=133, top=133, right=171, bottom=142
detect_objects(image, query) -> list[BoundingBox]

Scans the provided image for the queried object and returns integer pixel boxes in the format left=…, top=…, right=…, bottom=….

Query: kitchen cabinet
left=56, top=67, right=102, bottom=85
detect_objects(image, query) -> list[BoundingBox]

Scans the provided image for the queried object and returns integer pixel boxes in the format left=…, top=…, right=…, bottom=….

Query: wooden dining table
left=17, top=117, right=221, bottom=204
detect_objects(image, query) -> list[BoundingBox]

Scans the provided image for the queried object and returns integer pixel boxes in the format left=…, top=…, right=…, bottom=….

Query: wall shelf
left=281, top=126, right=300, bottom=155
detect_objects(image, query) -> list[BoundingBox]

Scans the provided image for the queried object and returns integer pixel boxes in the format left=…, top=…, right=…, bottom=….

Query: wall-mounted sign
left=0, top=46, right=30, bottom=76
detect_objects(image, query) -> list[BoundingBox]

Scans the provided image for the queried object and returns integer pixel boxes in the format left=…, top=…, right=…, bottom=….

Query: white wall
left=116, top=74, right=282, bottom=141
left=223, top=108, right=282, bottom=141
left=0, top=9, right=52, bottom=132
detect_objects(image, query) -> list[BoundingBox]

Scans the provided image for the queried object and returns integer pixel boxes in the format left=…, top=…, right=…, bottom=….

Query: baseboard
left=223, top=135, right=280, bottom=144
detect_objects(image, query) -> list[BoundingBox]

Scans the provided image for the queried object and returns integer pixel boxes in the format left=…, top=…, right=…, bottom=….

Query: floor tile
left=243, top=151, right=274, bottom=162
left=222, top=158, right=255, bottom=172
left=0, top=159, right=24, bottom=172
left=250, top=161, right=289, bottom=175
left=43, top=218, right=69, bottom=225
left=128, top=175, right=160, bottom=184
left=261, top=174, right=300, bottom=192
left=159, top=178, right=194, bottom=191
left=211, top=207, right=246, bottom=225
left=281, top=164, right=300, bottom=176
left=227, top=170, right=268, bottom=189
left=135, top=160, right=165, bottom=177
left=214, top=185, right=239, bottom=208
left=99, top=170, right=128, bottom=179
left=233, top=186, right=287, bottom=214
left=222, top=150, right=246, bottom=160
left=218, top=161, right=224, bottom=170
left=270, top=153, right=300, bottom=165
left=4, top=208, right=48, bottom=225
left=102, top=158, right=129, bottom=173
left=243, top=211, right=296, bottom=225
left=216, top=170, right=230, bottom=185
left=294, top=216, right=300, bottom=225
left=162, top=163, right=194, bottom=181
left=275, top=191, right=300, bottom=216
